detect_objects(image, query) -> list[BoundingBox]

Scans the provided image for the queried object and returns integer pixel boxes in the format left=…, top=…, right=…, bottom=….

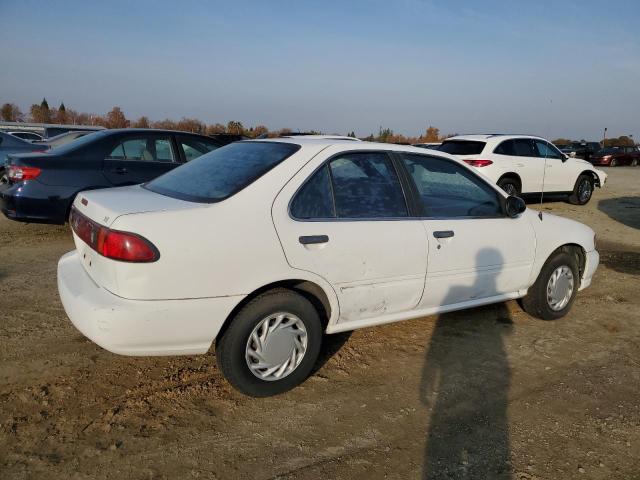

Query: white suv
left=58, top=139, right=600, bottom=396
left=439, top=134, right=607, bottom=205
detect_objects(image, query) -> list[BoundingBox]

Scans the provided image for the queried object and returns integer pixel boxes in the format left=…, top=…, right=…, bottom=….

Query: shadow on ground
left=421, top=248, right=513, bottom=479
left=598, top=197, right=640, bottom=230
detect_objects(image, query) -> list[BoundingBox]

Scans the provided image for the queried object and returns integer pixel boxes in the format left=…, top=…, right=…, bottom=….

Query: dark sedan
left=0, top=129, right=222, bottom=224
left=590, top=146, right=640, bottom=167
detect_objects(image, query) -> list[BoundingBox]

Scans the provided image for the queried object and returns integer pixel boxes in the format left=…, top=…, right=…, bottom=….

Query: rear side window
left=330, top=152, right=407, bottom=218
left=107, top=137, right=176, bottom=162
left=145, top=141, right=300, bottom=203
left=494, top=140, right=515, bottom=156
left=438, top=141, right=486, bottom=155
left=513, top=139, right=536, bottom=157
left=290, top=165, right=334, bottom=219
left=290, top=152, right=408, bottom=219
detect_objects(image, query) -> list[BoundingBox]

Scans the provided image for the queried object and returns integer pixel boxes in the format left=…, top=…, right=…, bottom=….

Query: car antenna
left=538, top=99, right=552, bottom=220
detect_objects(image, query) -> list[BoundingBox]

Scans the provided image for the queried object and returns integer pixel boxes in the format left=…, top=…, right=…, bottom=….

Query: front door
left=102, top=134, right=179, bottom=186
left=398, top=152, right=535, bottom=308
left=272, top=150, right=428, bottom=324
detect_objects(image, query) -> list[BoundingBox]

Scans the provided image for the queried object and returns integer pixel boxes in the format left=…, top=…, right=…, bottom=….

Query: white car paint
left=440, top=134, right=607, bottom=194
left=58, top=138, right=599, bottom=356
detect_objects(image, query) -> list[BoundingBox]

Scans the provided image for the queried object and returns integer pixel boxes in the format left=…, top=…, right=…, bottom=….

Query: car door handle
left=111, top=167, right=128, bottom=174
left=299, top=235, right=329, bottom=245
left=433, top=230, right=454, bottom=239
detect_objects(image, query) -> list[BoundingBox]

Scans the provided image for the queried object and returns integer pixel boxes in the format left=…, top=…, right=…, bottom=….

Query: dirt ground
left=1, top=168, right=639, bottom=480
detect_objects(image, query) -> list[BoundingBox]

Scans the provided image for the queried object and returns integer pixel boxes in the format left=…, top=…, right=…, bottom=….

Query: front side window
left=533, top=140, right=563, bottom=159
left=145, top=141, right=299, bottom=203
left=107, top=137, right=176, bottom=162
left=401, top=154, right=502, bottom=218
left=329, top=152, right=407, bottom=218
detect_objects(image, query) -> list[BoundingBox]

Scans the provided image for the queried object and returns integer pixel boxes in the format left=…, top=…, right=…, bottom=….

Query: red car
left=590, top=146, right=640, bottom=166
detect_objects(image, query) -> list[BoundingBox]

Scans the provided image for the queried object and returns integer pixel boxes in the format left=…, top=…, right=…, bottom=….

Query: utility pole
left=602, top=127, right=607, bottom=147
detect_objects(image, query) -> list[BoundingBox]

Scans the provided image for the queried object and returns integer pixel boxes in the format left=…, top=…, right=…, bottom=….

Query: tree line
left=2, top=99, right=633, bottom=146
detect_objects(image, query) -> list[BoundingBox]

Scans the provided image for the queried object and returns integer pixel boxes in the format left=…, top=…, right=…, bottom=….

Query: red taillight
left=7, top=165, right=41, bottom=181
left=463, top=159, right=493, bottom=167
left=70, top=207, right=159, bottom=263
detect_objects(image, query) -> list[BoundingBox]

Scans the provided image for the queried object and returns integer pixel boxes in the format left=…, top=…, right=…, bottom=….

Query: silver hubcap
left=245, top=312, right=308, bottom=381
left=546, top=266, right=574, bottom=311
left=578, top=179, right=592, bottom=202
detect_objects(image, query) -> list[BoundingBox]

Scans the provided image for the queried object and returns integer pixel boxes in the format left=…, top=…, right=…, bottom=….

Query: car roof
left=244, top=137, right=461, bottom=156
left=444, top=133, right=548, bottom=143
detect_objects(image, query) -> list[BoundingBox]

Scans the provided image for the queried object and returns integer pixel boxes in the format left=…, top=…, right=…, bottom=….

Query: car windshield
left=438, top=140, right=486, bottom=155
left=144, top=141, right=300, bottom=203
left=47, top=130, right=106, bottom=155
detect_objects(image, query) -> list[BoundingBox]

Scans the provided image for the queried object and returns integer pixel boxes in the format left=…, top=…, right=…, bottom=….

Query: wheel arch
left=497, top=172, right=522, bottom=189
left=214, top=278, right=338, bottom=349
left=579, top=170, right=602, bottom=188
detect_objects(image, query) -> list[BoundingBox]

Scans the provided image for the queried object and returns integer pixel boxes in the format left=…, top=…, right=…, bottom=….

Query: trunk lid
left=73, top=184, right=200, bottom=228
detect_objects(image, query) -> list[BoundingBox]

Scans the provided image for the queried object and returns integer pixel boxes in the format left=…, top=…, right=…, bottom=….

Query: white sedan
left=58, top=138, right=600, bottom=396
left=439, top=134, right=607, bottom=204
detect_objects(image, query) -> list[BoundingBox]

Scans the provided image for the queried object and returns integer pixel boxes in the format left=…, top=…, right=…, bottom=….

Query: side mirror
left=505, top=195, right=526, bottom=218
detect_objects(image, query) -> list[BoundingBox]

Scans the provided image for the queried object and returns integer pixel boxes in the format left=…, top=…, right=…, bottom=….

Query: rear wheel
left=216, top=289, right=323, bottom=397
left=631, top=158, right=638, bottom=167
left=497, top=176, right=520, bottom=196
left=520, top=250, right=579, bottom=320
left=568, top=174, right=594, bottom=205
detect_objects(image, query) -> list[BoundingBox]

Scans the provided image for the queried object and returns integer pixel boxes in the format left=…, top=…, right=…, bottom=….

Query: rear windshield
left=144, top=141, right=300, bottom=203
left=47, top=130, right=106, bottom=155
left=438, top=140, right=486, bottom=155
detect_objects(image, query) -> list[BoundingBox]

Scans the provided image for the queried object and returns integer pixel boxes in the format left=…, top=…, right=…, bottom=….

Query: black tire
left=520, top=251, right=579, bottom=320
left=216, top=288, right=323, bottom=397
left=568, top=174, right=594, bottom=205
left=497, top=176, right=520, bottom=196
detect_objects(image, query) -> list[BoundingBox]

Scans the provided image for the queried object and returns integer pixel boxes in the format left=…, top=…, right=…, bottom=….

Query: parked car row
left=1, top=129, right=223, bottom=223
left=55, top=137, right=601, bottom=396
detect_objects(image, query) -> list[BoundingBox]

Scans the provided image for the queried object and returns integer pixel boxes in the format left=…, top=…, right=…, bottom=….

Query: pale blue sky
left=1, top=0, right=638, bottom=139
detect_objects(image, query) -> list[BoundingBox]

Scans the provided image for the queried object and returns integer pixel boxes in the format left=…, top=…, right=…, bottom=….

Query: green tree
left=56, top=102, right=68, bottom=124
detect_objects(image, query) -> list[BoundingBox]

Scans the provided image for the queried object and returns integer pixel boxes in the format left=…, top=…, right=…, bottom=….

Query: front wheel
left=520, top=251, right=579, bottom=320
left=497, top=177, right=520, bottom=196
left=215, top=289, right=323, bottom=397
left=568, top=175, right=594, bottom=205
left=610, top=158, right=618, bottom=167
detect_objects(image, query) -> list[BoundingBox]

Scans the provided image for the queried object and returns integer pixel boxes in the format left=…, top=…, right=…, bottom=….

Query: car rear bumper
left=579, top=249, right=599, bottom=291
left=57, top=250, right=245, bottom=356
left=0, top=181, right=70, bottom=224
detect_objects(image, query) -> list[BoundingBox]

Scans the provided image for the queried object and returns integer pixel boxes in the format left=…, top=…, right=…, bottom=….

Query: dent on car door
left=272, top=150, right=428, bottom=325
left=399, top=153, right=535, bottom=308
left=102, top=135, right=179, bottom=185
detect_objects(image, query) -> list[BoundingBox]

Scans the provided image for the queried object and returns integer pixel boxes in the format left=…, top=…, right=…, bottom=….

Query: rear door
left=398, top=153, right=535, bottom=308
left=272, top=149, right=428, bottom=325
left=102, top=133, right=180, bottom=186
left=493, top=138, right=544, bottom=193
